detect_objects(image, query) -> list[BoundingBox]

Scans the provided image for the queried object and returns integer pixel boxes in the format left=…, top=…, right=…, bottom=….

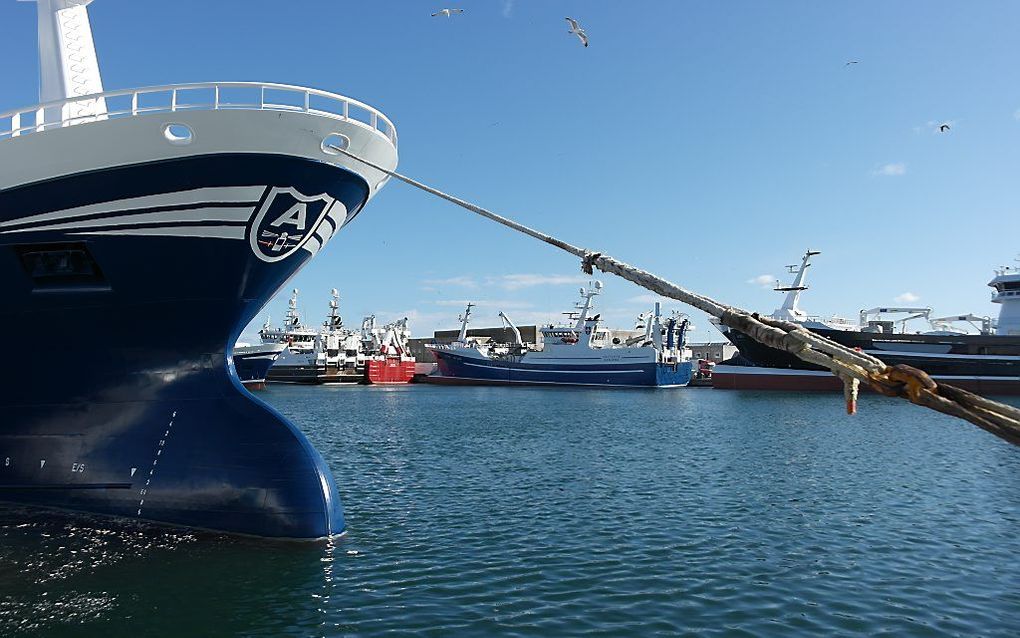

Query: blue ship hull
left=0, top=153, right=368, bottom=538
left=233, top=348, right=283, bottom=389
left=432, top=350, right=693, bottom=387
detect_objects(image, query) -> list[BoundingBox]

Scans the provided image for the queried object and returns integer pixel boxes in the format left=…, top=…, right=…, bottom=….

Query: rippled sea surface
left=2, top=385, right=1019, bottom=636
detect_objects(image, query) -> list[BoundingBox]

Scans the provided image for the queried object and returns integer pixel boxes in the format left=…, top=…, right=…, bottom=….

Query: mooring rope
left=333, top=146, right=1020, bottom=447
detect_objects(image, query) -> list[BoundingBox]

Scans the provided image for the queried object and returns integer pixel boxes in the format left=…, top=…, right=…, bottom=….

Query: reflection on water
left=2, top=386, right=1019, bottom=636
left=0, top=507, right=336, bottom=636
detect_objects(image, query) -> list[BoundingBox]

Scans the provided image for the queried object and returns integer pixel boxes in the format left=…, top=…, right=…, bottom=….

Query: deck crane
left=859, top=307, right=933, bottom=333
left=498, top=311, right=524, bottom=346
left=929, top=314, right=994, bottom=335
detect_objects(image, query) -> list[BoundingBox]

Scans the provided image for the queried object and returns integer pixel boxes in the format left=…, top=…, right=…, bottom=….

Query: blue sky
left=4, top=1, right=1020, bottom=341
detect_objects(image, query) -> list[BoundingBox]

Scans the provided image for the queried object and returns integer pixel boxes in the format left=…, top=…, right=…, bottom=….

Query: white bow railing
left=0, top=82, right=397, bottom=147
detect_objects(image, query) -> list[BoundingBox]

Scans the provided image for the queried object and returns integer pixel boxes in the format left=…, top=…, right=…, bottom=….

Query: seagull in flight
left=938, top=123, right=951, bottom=132
left=845, top=60, right=859, bottom=66
left=566, top=17, right=589, bottom=47
left=432, top=8, right=464, bottom=17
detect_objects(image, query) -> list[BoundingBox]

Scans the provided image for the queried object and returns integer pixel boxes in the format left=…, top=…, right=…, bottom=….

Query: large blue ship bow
left=0, top=2, right=399, bottom=538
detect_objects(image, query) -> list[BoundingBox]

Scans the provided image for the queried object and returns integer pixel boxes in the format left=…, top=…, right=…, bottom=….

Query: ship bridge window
left=16, top=242, right=107, bottom=290
left=1000, top=281, right=1020, bottom=291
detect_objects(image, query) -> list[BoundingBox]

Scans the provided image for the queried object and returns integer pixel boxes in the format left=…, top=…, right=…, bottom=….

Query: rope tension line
left=333, top=146, right=1020, bottom=447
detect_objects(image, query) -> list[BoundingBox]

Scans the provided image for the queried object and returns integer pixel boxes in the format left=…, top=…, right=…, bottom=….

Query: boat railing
left=0, top=82, right=397, bottom=148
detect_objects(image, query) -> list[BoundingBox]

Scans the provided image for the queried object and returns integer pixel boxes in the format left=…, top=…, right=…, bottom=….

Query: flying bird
left=432, top=8, right=464, bottom=17
left=566, top=17, right=589, bottom=48
left=845, top=60, right=859, bottom=66
left=938, top=123, right=951, bottom=132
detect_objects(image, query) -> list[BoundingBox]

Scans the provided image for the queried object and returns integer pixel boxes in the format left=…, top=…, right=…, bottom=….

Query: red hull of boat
left=366, top=359, right=415, bottom=384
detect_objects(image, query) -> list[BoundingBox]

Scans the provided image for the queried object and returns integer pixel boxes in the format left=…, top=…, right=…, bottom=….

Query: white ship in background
left=260, top=289, right=415, bottom=384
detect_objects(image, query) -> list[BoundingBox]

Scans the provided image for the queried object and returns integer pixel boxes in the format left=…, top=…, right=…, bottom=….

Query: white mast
left=325, top=288, right=341, bottom=329
left=286, top=289, right=301, bottom=327
left=573, top=281, right=603, bottom=330
left=652, top=301, right=663, bottom=349
left=772, top=250, right=819, bottom=322
left=30, top=0, right=108, bottom=126
left=456, top=303, right=474, bottom=343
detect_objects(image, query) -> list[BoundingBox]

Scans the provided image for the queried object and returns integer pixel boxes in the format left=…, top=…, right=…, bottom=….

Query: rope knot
left=581, top=252, right=602, bottom=275
left=872, top=364, right=938, bottom=402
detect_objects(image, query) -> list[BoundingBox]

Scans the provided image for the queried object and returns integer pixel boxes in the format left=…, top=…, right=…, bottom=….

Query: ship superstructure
left=0, top=2, right=398, bottom=538
left=989, top=262, right=1020, bottom=335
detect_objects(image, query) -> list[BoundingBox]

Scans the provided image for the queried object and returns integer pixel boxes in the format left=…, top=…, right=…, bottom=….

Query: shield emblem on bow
left=248, top=187, right=338, bottom=262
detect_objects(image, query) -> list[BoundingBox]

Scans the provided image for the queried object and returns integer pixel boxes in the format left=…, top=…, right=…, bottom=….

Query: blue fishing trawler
left=428, top=282, right=693, bottom=387
left=0, top=1, right=397, bottom=538
left=232, top=342, right=286, bottom=390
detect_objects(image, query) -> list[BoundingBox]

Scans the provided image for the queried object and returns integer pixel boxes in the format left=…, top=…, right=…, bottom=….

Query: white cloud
left=746, top=274, right=775, bottom=289
left=501, top=0, right=514, bottom=18
left=488, top=274, right=590, bottom=290
left=894, top=292, right=920, bottom=303
left=421, top=276, right=477, bottom=288
left=873, top=162, right=906, bottom=177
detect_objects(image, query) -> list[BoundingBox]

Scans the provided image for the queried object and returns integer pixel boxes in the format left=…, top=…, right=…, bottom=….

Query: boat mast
left=652, top=301, right=663, bottom=349
left=286, top=289, right=301, bottom=327
left=457, top=303, right=475, bottom=343
left=32, top=0, right=108, bottom=125
left=326, top=288, right=341, bottom=330
left=573, top=281, right=603, bottom=330
left=772, top=250, right=819, bottom=322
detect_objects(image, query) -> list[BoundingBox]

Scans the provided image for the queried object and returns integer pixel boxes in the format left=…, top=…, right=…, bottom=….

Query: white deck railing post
left=2, top=82, right=396, bottom=147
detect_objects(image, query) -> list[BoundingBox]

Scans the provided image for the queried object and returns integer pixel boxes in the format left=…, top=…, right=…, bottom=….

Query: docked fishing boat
left=260, top=290, right=415, bottom=384
left=0, top=1, right=397, bottom=538
left=260, top=289, right=360, bottom=383
left=361, top=315, right=417, bottom=384
left=233, top=342, right=286, bottom=390
left=713, top=251, right=1020, bottom=394
left=427, top=282, right=693, bottom=387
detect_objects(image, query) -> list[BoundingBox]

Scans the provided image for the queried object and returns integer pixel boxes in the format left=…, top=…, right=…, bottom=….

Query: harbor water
left=2, top=385, right=1018, bottom=636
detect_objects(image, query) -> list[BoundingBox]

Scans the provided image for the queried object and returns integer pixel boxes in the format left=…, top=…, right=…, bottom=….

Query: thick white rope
left=332, top=146, right=1020, bottom=445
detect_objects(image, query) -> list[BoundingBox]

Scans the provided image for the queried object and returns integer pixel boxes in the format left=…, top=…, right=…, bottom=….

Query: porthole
left=163, top=123, right=193, bottom=145
left=321, top=133, right=350, bottom=155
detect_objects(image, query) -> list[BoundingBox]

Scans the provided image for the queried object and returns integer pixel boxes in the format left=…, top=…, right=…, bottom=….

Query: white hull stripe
left=711, top=365, right=1020, bottom=382
left=1, top=205, right=255, bottom=234
left=863, top=349, right=1020, bottom=362
left=0, top=186, right=266, bottom=229
left=432, top=375, right=682, bottom=388
left=462, top=361, right=645, bottom=374
left=72, top=226, right=245, bottom=240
